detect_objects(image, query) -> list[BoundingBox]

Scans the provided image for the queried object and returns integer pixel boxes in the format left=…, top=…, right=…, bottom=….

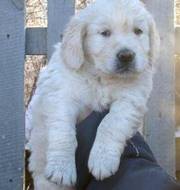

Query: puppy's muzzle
left=116, top=48, right=136, bottom=73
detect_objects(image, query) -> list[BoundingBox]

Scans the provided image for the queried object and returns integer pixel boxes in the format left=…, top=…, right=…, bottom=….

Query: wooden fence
left=0, top=0, right=175, bottom=189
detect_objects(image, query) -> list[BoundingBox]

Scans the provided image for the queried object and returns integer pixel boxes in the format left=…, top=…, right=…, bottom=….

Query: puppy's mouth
left=115, top=66, right=134, bottom=74
left=114, top=64, right=137, bottom=75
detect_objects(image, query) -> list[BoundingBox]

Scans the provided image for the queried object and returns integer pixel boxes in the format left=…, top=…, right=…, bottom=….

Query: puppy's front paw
left=88, top=142, right=123, bottom=180
left=45, top=156, right=77, bottom=186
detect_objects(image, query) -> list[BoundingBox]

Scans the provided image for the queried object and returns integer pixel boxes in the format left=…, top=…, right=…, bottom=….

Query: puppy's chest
left=82, top=79, right=120, bottom=112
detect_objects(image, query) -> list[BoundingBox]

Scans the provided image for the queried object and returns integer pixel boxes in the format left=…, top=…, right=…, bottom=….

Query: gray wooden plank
left=175, top=27, right=180, bottom=54
left=0, top=0, right=25, bottom=189
left=12, top=0, right=24, bottom=10
left=26, top=27, right=47, bottom=55
left=144, top=0, right=175, bottom=176
left=47, top=0, right=75, bottom=59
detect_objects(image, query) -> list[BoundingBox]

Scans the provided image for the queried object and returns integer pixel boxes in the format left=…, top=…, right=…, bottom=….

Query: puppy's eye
left=134, top=28, right=143, bottom=35
left=100, top=30, right=111, bottom=37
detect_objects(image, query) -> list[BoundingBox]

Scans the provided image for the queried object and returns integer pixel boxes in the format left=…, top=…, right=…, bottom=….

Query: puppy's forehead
left=90, top=0, right=149, bottom=25
left=88, top=3, right=149, bottom=31
left=95, top=0, right=144, bottom=8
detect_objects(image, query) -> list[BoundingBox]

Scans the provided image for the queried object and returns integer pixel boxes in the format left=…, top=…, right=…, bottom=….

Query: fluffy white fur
left=27, top=0, right=160, bottom=189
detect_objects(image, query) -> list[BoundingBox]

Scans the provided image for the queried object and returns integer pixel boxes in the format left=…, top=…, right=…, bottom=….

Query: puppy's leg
left=34, top=174, right=75, bottom=190
left=44, top=99, right=80, bottom=186
left=28, top=106, right=77, bottom=190
left=33, top=174, right=62, bottom=190
left=28, top=119, right=52, bottom=190
left=88, top=97, right=147, bottom=180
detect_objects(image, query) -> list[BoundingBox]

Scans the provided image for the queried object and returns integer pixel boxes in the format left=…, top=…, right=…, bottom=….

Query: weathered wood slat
left=144, top=0, right=175, bottom=176
left=0, top=0, right=25, bottom=189
left=26, top=27, right=47, bottom=55
left=12, top=0, right=24, bottom=10
left=47, top=0, right=75, bottom=59
left=176, top=131, right=180, bottom=170
left=175, top=27, right=180, bottom=54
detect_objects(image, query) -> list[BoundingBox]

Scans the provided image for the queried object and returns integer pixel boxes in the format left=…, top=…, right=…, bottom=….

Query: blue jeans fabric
left=75, top=111, right=180, bottom=190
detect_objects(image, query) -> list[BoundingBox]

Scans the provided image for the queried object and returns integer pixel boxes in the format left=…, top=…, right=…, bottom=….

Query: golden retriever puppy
left=27, top=0, right=160, bottom=189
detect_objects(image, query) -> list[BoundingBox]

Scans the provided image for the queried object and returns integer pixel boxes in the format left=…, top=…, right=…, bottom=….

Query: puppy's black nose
left=117, top=49, right=135, bottom=65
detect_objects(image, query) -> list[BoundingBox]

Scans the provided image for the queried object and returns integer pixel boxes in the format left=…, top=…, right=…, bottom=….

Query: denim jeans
left=75, top=111, right=180, bottom=190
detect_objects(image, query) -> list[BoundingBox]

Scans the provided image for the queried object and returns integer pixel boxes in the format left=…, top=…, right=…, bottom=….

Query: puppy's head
left=61, top=0, right=160, bottom=77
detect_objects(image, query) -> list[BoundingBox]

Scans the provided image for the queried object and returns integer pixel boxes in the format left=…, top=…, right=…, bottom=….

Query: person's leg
left=86, top=153, right=179, bottom=190
left=86, top=135, right=180, bottom=190
left=75, top=111, right=180, bottom=190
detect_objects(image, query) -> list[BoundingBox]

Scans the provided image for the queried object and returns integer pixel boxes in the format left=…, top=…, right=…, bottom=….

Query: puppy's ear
left=61, top=17, right=86, bottom=70
left=149, top=16, right=160, bottom=67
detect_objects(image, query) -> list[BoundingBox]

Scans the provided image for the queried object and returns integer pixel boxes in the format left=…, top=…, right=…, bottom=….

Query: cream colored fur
left=27, top=0, right=160, bottom=189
